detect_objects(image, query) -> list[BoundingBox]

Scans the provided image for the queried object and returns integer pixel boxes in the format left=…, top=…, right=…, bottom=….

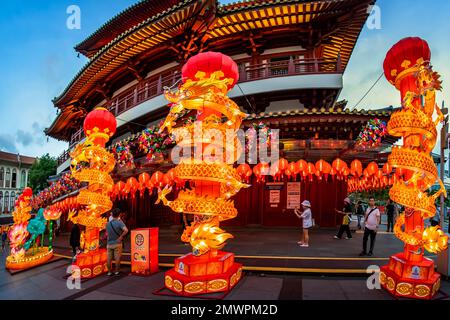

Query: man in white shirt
left=359, top=197, right=381, bottom=256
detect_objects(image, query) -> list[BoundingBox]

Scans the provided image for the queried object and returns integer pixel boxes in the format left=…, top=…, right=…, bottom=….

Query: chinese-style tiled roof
left=0, top=151, right=36, bottom=166
left=215, top=0, right=374, bottom=70
left=52, top=0, right=209, bottom=107
left=53, top=0, right=373, bottom=108
left=244, top=106, right=394, bottom=121
left=75, top=0, right=184, bottom=58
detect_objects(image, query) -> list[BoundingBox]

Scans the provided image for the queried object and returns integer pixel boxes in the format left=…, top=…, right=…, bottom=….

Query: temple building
left=45, top=0, right=391, bottom=228
left=0, top=151, right=35, bottom=214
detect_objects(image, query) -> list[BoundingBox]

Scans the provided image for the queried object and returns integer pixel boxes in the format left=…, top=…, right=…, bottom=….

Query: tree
left=28, top=154, right=57, bottom=193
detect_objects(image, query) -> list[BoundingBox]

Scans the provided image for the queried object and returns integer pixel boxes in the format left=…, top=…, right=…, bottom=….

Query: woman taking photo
left=294, top=200, right=313, bottom=247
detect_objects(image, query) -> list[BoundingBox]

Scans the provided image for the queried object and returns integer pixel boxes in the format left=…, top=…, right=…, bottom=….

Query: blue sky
left=0, top=0, right=449, bottom=158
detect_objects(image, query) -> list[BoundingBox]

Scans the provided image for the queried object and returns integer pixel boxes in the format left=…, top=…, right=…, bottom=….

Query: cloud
left=0, top=134, right=18, bottom=153
left=16, top=130, right=34, bottom=147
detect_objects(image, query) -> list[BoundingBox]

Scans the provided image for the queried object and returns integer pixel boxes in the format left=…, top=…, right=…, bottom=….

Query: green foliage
left=28, top=154, right=57, bottom=193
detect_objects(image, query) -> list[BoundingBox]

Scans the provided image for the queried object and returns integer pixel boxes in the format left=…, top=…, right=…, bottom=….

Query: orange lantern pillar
left=156, top=52, right=248, bottom=296
left=380, top=37, right=448, bottom=300
left=68, top=107, right=117, bottom=279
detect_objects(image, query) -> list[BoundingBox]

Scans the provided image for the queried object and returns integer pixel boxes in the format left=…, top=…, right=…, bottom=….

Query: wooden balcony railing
left=57, top=56, right=341, bottom=167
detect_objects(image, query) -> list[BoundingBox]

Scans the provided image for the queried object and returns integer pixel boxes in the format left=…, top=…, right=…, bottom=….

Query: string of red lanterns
left=111, top=169, right=185, bottom=200
left=110, top=158, right=396, bottom=200
left=236, top=158, right=399, bottom=193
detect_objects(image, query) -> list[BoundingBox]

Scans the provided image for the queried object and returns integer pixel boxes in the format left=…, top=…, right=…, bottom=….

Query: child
left=294, top=200, right=313, bottom=247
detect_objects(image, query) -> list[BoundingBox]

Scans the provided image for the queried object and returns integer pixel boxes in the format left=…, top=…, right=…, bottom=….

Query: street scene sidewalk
left=1, top=226, right=449, bottom=300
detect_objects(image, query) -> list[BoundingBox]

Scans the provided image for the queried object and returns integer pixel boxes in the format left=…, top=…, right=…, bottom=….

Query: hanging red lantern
left=151, top=171, right=165, bottom=188
left=307, top=163, right=316, bottom=182
left=237, top=164, right=251, bottom=180
left=116, top=181, right=126, bottom=197
left=367, top=162, right=379, bottom=176
left=382, top=163, right=393, bottom=175
left=278, top=158, right=288, bottom=172
left=350, top=159, right=363, bottom=177
left=332, top=158, right=347, bottom=173
left=296, top=160, right=308, bottom=174
left=83, top=107, right=117, bottom=146
left=181, top=52, right=239, bottom=90
left=253, top=163, right=263, bottom=183
left=383, top=37, right=431, bottom=100
left=126, top=177, right=139, bottom=196
left=162, top=174, right=173, bottom=187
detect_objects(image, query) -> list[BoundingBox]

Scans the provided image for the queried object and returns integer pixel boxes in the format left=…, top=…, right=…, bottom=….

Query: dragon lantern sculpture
left=68, top=107, right=116, bottom=278
left=158, top=52, right=248, bottom=296
left=6, top=188, right=54, bottom=270
left=380, top=37, right=448, bottom=300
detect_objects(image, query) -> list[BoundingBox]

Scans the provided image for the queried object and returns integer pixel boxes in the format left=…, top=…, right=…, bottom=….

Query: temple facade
left=45, top=0, right=389, bottom=229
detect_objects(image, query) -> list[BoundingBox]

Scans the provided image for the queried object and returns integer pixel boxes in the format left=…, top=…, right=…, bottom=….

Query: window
left=10, top=192, right=15, bottom=212
left=21, top=170, right=26, bottom=188
left=0, top=167, right=4, bottom=187
left=5, top=169, right=11, bottom=188
left=0, top=191, right=3, bottom=212
left=4, top=192, right=8, bottom=213
left=11, top=169, right=17, bottom=188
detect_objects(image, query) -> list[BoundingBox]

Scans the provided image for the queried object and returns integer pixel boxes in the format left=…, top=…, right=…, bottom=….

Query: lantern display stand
left=380, top=37, right=449, bottom=300
left=68, top=107, right=117, bottom=279
left=164, top=250, right=243, bottom=296
left=156, top=52, right=247, bottom=296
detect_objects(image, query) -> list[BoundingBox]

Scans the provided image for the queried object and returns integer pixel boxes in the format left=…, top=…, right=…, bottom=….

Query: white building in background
left=0, top=151, right=35, bottom=214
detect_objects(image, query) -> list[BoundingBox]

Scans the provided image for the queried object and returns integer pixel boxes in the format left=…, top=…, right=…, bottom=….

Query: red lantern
left=383, top=37, right=431, bottom=89
left=332, top=158, right=346, bottom=173
left=139, top=172, right=150, bottom=186
left=350, top=160, right=363, bottom=177
left=126, top=177, right=139, bottom=196
left=181, top=52, right=239, bottom=90
left=83, top=107, right=117, bottom=146
left=383, top=163, right=393, bottom=175
left=151, top=171, right=165, bottom=188
left=116, top=181, right=126, bottom=197
left=22, top=187, right=33, bottom=198
left=278, top=158, right=288, bottom=172
left=162, top=174, right=172, bottom=187
left=367, top=162, right=379, bottom=176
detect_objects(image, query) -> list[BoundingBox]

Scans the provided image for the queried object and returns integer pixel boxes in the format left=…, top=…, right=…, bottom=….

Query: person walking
left=106, top=208, right=128, bottom=276
left=385, top=199, right=396, bottom=232
left=360, top=197, right=381, bottom=256
left=69, top=223, right=81, bottom=256
left=356, top=201, right=365, bottom=230
left=294, top=200, right=313, bottom=247
left=334, top=198, right=353, bottom=240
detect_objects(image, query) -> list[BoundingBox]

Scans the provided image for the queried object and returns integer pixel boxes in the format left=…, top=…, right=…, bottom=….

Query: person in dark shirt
left=69, top=223, right=81, bottom=256
left=106, top=208, right=128, bottom=275
left=356, top=201, right=365, bottom=230
left=385, top=199, right=396, bottom=233
left=334, top=198, right=353, bottom=240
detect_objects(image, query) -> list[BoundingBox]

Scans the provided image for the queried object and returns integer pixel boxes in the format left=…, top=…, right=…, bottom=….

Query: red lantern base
left=72, top=249, right=108, bottom=279
left=380, top=253, right=441, bottom=300
left=164, top=250, right=243, bottom=296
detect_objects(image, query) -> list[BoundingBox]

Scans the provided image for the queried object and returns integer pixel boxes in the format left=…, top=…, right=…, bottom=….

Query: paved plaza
left=1, top=226, right=449, bottom=300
